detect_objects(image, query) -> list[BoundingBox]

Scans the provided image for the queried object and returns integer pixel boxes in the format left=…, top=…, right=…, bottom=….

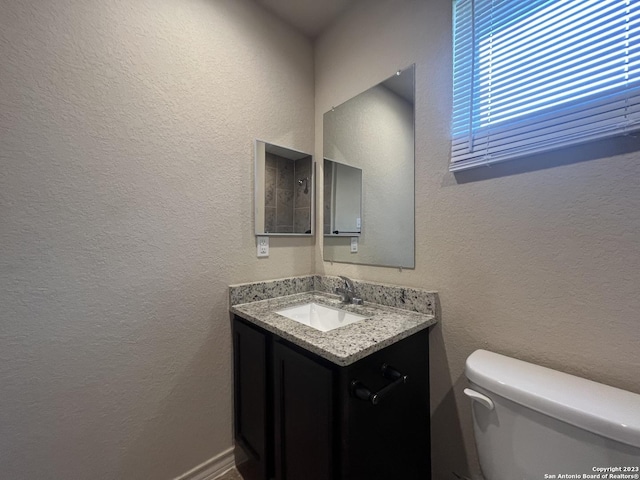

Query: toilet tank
left=465, top=350, right=640, bottom=480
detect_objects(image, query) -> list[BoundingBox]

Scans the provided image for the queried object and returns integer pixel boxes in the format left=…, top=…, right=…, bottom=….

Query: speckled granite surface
left=229, top=276, right=437, bottom=366
left=229, top=275, right=437, bottom=315
left=229, top=275, right=314, bottom=306
left=312, top=275, right=437, bottom=315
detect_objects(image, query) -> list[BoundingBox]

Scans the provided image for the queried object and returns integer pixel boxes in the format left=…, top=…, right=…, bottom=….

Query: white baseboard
left=174, top=446, right=247, bottom=480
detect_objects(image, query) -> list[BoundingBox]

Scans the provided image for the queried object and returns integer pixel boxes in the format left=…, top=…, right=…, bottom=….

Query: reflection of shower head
left=298, top=177, right=309, bottom=194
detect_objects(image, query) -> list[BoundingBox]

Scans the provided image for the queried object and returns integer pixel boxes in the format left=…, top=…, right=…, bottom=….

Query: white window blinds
left=451, top=0, right=640, bottom=172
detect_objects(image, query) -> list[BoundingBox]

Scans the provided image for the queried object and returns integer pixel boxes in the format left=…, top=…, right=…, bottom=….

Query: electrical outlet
left=257, top=236, right=269, bottom=257
left=350, top=237, right=358, bottom=253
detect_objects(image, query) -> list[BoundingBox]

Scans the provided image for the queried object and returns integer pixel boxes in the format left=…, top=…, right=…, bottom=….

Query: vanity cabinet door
left=273, top=340, right=334, bottom=480
left=233, top=318, right=270, bottom=480
left=338, top=327, right=431, bottom=479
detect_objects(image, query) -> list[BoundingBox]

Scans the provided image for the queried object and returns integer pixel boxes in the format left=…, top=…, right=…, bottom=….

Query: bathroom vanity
left=229, top=276, right=437, bottom=480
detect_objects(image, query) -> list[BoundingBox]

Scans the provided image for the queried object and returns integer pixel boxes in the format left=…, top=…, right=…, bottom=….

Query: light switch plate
left=257, top=236, right=269, bottom=257
left=350, top=237, right=358, bottom=253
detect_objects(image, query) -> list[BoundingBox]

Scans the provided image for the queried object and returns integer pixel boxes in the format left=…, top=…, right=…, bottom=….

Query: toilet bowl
left=465, top=350, right=640, bottom=480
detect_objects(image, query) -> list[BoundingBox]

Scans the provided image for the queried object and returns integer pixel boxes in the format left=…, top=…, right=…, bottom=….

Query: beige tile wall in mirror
left=255, top=140, right=314, bottom=236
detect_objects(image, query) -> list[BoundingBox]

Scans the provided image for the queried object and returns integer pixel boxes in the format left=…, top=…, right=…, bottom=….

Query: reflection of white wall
left=324, top=84, right=414, bottom=266
left=332, top=162, right=362, bottom=233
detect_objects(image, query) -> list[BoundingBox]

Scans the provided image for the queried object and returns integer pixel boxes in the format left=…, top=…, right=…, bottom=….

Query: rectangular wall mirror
left=255, top=140, right=314, bottom=236
left=323, top=64, right=415, bottom=268
left=324, top=159, right=362, bottom=236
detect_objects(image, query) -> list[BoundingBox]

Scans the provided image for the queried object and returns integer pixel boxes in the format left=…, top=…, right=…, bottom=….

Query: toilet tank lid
left=465, top=349, right=640, bottom=449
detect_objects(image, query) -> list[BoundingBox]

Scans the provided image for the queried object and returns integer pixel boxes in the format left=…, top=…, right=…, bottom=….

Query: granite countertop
left=230, top=290, right=436, bottom=366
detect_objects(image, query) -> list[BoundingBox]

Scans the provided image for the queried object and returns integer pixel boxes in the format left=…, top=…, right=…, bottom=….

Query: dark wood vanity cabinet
left=233, top=318, right=270, bottom=480
left=233, top=316, right=431, bottom=480
left=273, top=341, right=335, bottom=480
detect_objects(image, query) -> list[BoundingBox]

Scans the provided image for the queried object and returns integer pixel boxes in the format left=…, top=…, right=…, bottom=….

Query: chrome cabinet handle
left=464, top=388, right=494, bottom=410
left=350, top=364, right=408, bottom=406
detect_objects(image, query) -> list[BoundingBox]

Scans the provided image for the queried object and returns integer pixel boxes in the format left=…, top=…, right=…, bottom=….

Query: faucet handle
left=338, top=275, right=355, bottom=290
left=335, top=286, right=350, bottom=303
left=336, top=276, right=364, bottom=304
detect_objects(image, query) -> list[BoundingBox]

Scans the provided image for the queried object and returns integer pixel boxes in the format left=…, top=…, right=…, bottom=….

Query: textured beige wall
left=0, top=0, right=314, bottom=479
left=315, top=1, right=640, bottom=478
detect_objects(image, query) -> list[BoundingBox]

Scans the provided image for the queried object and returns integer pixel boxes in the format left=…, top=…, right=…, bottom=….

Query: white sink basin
left=275, top=302, right=369, bottom=332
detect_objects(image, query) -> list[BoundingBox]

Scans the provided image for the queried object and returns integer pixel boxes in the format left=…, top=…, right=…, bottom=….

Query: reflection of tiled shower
left=265, top=153, right=311, bottom=233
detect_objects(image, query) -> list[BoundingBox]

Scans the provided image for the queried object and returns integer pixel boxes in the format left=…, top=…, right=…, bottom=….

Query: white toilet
left=465, top=350, right=640, bottom=479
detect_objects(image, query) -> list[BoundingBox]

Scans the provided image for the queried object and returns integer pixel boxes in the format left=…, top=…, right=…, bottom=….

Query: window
left=451, top=0, right=640, bottom=171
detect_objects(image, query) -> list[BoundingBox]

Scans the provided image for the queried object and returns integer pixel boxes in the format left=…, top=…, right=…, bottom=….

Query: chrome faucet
left=335, top=276, right=363, bottom=305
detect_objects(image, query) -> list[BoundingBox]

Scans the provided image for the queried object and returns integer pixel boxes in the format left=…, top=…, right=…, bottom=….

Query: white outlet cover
left=257, top=236, right=269, bottom=257
left=350, top=237, right=358, bottom=253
